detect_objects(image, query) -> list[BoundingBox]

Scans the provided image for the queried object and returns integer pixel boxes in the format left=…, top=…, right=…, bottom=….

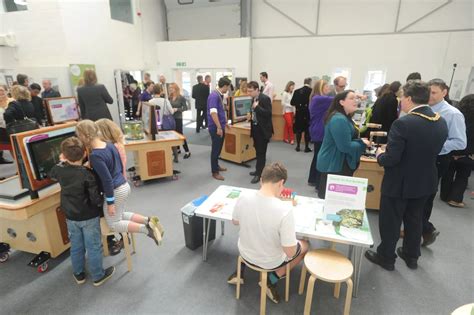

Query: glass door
left=173, top=68, right=235, bottom=123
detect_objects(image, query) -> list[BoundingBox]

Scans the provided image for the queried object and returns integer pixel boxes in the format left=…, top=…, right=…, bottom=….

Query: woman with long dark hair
left=307, top=80, right=333, bottom=187
left=316, top=90, right=369, bottom=198
left=440, top=94, right=474, bottom=207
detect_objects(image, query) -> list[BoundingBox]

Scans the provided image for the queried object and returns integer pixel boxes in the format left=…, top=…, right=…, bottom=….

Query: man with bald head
left=41, top=79, right=61, bottom=99
left=159, top=75, right=169, bottom=99
left=328, top=76, right=347, bottom=96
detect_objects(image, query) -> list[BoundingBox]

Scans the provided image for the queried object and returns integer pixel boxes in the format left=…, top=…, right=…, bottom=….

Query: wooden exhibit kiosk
left=353, top=130, right=387, bottom=210
left=220, top=96, right=256, bottom=166
left=0, top=123, right=77, bottom=272
left=353, top=156, right=384, bottom=210
left=125, top=102, right=185, bottom=185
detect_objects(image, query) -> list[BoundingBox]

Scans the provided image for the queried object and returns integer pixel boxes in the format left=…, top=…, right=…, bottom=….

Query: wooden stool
left=298, top=249, right=354, bottom=315
left=100, top=218, right=136, bottom=272
left=235, top=256, right=291, bottom=315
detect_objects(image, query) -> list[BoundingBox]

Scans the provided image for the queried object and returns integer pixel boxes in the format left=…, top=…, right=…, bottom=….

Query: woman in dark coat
left=290, top=78, right=312, bottom=152
left=77, top=70, right=114, bottom=121
left=3, top=85, right=36, bottom=125
left=369, top=81, right=402, bottom=135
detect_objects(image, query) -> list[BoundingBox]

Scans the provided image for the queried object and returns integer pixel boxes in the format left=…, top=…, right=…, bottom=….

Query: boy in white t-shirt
left=227, top=162, right=309, bottom=303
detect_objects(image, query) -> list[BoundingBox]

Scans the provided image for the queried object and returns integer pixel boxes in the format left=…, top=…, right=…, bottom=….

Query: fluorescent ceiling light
left=14, top=0, right=28, bottom=5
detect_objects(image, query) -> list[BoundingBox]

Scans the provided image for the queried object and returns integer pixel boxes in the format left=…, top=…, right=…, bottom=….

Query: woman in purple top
left=308, top=80, right=333, bottom=188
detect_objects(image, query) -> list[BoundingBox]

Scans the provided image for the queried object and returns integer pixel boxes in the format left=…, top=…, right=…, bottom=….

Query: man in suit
left=291, top=78, right=312, bottom=152
left=248, top=81, right=273, bottom=184
left=365, top=81, right=448, bottom=271
left=192, top=75, right=210, bottom=133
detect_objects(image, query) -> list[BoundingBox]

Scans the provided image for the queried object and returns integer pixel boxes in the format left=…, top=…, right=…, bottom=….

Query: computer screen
left=45, top=97, right=80, bottom=124
left=28, top=132, right=75, bottom=180
left=232, top=96, right=253, bottom=122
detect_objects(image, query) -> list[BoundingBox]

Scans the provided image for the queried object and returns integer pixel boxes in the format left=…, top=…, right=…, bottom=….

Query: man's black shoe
left=249, top=171, right=257, bottom=176
left=0, top=158, right=13, bottom=164
left=304, top=147, right=312, bottom=153
left=251, top=176, right=260, bottom=184
left=295, top=147, right=301, bottom=152
left=422, top=229, right=440, bottom=247
left=397, top=247, right=417, bottom=269
left=364, top=250, right=394, bottom=271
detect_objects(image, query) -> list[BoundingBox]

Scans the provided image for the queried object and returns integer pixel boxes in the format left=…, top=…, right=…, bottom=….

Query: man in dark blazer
left=248, top=81, right=273, bottom=184
left=192, top=75, right=210, bottom=133
left=365, top=81, right=448, bottom=271
left=291, top=78, right=312, bottom=152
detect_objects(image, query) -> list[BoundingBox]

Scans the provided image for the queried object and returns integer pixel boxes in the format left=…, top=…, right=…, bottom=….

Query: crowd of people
left=0, top=69, right=472, bottom=302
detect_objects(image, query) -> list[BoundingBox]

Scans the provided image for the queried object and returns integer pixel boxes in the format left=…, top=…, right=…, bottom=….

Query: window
left=3, top=0, right=28, bottom=12
left=110, top=0, right=133, bottom=24
left=332, top=68, right=351, bottom=88
left=364, top=70, right=386, bottom=92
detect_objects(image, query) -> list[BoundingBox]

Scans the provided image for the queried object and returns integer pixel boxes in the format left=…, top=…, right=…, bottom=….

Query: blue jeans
left=66, top=217, right=105, bottom=281
left=209, top=127, right=225, bottom=173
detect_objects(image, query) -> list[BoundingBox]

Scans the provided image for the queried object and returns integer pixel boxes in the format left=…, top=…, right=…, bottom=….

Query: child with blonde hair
left=76, top=120, right=163, bottom=245
left=95, top=119, right=127, bottom=177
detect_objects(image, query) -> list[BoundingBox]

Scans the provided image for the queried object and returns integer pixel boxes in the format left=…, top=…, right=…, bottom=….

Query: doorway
left=172, top=68, right=235, bottom=123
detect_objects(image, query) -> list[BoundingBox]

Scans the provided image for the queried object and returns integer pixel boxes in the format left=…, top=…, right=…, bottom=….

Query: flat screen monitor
left=28, top=132, right=75, bottom=180
left=45, top=97, right=80, bottom=125
left=232, top=96, right=253, bottom=123
left=10, top=122, right=77, bottom=195
left=141, top=102, right=158, bottom=140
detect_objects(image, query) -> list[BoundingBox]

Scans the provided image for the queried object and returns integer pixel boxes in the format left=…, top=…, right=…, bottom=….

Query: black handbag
left=6, top=103, right=39, bottom=136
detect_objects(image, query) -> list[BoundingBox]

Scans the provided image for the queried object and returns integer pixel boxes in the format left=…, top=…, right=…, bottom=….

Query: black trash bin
left=181, top=201, right=216, bottom=250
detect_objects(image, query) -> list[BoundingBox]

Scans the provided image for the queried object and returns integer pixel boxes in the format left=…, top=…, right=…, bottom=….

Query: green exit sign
left=176, top=62, right=187, bottom=67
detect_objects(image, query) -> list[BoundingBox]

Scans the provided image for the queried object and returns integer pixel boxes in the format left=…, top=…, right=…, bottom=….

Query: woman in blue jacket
left=316, top=90, right=369, bottom=198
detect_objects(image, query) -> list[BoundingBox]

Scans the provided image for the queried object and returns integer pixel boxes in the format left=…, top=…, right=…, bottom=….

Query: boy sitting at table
left=227, top=162, right=309, bottom=303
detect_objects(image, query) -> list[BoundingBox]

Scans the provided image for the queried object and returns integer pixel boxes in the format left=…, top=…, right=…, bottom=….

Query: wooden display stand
left=272, top=100, right=285, bottom=141
left=0, top=178, right=69, bottom=272
left=125, top=131, right=185, bottom=182
left=354, top=156, right=384, bottom=210
left=220, top=122, right=256, bottom=166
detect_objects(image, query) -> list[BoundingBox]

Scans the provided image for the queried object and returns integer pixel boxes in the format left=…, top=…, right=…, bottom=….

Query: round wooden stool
left=100, top=218, right=136, bottom=272
left=235, top=255, right=291, bottom=315
left=298, top=249, right=354, bottom=315
left=451, top=303, right=474, bottom=315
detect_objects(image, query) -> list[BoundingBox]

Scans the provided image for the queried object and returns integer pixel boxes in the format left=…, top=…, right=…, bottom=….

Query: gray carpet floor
left=0, top=127, right=473, bottom=315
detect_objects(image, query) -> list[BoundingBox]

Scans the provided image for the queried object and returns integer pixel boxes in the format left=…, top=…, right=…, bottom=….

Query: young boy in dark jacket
left=50, top=136, right=115, bottom=286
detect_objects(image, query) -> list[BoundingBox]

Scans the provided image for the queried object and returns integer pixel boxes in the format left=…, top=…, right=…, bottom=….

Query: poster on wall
left=69, top=64, right=96, bottom=94
left=465, top=67, right=474, bottom=95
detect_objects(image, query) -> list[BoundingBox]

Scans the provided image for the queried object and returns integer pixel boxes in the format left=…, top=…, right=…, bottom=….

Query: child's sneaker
left=149, top=216, right=165, bottom=237
left=73, top=272, right=86, bottom=285
left=147, top=225, right=162, bottom=246
left=93, top=266, right=115, bottom=287
left=258, top=280, right=280, bottom=304
left=227, top=271, right=244, bottom=285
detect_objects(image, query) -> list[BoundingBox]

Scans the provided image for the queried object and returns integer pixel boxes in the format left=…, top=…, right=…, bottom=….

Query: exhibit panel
left=220, top=122, right=256, bottom=165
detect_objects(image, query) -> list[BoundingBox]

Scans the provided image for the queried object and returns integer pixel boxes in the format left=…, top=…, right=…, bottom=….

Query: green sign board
left=176, top=62, right=187, bottom=67
left=69, top=64, right=96, bottom=94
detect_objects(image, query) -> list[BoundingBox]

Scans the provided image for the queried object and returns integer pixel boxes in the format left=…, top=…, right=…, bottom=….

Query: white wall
left=0, top=0, right=167, bottom=122
left=156, top=37, right=251, bottom=79
left=167, top=4, right=241, bottom=41
left=250, top=0, right=474, bottom=98
left=252, top=31, right=474, bottom=98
